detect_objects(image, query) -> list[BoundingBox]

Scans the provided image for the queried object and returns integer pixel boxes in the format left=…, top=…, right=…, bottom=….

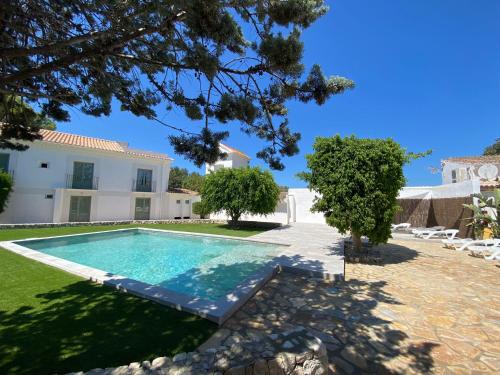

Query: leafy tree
left=168, top=167, right=189, bottom=190
left=0, top=172, right=13, bottom=213
left=483, top=139, right=500, bottom=156
left=182, top=172, right=204, bottom=192
left=0, top=96, right=56, bottom=149
left=299, top=135, right=408, bottom=250
left=192, top=200, right=210, bottom=219
left=202, top=167, right=279, bottom=225
left=1, top=0, right=353, bottom=169
left=168, top=167, right=204, bottom=191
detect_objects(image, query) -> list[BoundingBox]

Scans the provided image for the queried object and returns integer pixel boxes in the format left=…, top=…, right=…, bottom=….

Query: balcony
left=132, top=179, right=156, bottom=192
left=66, top=174, right=99, bottom=190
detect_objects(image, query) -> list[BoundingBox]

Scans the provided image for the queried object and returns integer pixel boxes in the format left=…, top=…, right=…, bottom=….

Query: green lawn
left=0, top=223, right=270, bottom=375
left=0, top=222, right=270, bottom=242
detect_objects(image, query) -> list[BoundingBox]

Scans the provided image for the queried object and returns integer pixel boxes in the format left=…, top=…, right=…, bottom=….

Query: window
left=136, top=168, right=153, bottom=192
left=40, top=162, right=49, bottom=169
left=185, top=199, right=190, bottom=204
left=176, top=200, right=181, bottom=204
left=45, top=194, right=53, bottom=199
left=451, top=169, right=457, bottom=183
left=72, top=161, right=94, bottom=189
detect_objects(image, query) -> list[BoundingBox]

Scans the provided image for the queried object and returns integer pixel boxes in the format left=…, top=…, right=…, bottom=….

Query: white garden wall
left=398, top=180, right=480, bottom=200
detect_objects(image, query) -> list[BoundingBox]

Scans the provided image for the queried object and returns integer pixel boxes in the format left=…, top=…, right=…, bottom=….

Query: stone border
left=1, top=227, right=290, bottom=325
left=66, top=327, right=328, bottom=375
left=0, top=218, right=225, bottom=230
left=0, top=219, right=284, bottom=230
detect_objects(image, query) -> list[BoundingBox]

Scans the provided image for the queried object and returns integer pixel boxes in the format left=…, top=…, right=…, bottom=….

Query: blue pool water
left=17, top=229, right=283, bottom=300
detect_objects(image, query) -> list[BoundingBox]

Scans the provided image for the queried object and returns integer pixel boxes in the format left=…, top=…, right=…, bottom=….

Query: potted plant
left=463, top=189, right=499, bottom=239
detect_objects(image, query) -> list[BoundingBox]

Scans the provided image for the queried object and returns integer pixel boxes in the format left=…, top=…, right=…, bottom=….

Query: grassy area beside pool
left=0, top=222, right=271, bottom=242
left=0, top=223, right=270, bottom=375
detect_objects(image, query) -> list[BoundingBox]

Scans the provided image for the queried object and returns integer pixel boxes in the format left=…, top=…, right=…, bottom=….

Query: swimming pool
left=15, top=229, right=283, bottom=300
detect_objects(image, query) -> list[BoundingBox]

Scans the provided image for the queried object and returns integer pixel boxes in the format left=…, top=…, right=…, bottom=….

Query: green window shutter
left=72, top=162, right=94, bottom=189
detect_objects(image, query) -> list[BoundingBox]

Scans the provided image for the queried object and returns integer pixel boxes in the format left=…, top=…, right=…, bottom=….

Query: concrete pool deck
left=0, top=224, right=344, bottom=325
left=250, top=222, right=344, bottom=280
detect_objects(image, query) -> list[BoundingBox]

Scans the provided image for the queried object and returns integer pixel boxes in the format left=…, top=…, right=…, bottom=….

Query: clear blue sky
left=58, top=0, right=500, bottom=187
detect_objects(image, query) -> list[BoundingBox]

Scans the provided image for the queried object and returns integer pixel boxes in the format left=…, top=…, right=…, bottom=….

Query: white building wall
left=165, top=193, right=201, bottom=219
left=0, top=141, right=178, bottom=224
left=287, top=188, right=326, bottom=224
left=399, top=180, right=480, bottom=200
left=442, top=160, right=500, bottom=185
left=205, top=146, right=250, bottom=174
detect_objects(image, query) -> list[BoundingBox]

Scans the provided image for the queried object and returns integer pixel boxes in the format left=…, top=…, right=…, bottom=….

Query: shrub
left=202, top=167, right=280, bottom=225
left=192, top=201, right=210, bottom=219
left=0, top=172, right=13, bottom=213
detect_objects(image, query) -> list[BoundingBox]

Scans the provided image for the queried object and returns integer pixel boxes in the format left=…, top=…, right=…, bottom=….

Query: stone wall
left=67, top=327, right=327, bottom=375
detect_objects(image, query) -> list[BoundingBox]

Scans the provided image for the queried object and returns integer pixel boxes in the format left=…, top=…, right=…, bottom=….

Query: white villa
left=205, top=143, right=250, bottom=174
left=441, top=155, right=500, bottom=193
left=0, top=129, right=200, bottom=224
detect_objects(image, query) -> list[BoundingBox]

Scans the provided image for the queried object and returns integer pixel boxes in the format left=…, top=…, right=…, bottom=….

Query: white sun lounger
left=412, top=226, right=446, bottom=237
left=441, top=238, right=474, bottom=249
left=391, top=223, right=411, bottom=231
left=468, top=243, right=500, bottom=258
left=485, top=248, right=500, bottom=261
left=456, top=239, right=500, bottom=252
left=421, top=229, right=459, bottom=240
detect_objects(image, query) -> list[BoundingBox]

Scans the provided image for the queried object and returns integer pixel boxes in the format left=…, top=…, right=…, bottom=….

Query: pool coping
left=0, top=227, right=293, bottom=325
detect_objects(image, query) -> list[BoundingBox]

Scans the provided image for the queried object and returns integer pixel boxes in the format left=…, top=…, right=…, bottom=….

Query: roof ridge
left=220, top=143, right=250, bottom=159
left=38, top=128, right=172, bottom=161
left=39, top=128, right=125, bottom=146
left=444, top=155, right=500, bottom=161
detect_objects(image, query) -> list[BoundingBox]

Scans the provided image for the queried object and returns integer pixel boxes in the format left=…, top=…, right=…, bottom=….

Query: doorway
left=69, top=196, right=91, bottom=222
left=135, top=198, right=151, bottom=220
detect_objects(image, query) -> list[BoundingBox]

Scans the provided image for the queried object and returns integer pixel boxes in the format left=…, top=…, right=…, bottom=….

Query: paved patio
left=201, top=237, right=500, bottom=374
left=253, top=223, right=344, bottom=280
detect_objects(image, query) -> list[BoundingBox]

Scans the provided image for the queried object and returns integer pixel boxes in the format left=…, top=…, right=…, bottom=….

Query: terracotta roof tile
left=443, top=155, right=500, bottom=164
left=39, top=129, right=124, bottom=152
left=38, top=129, right=171, bottom=161
left=220, top=143, right=250, bottom=159
left=167, top=187, right=199, bottom=195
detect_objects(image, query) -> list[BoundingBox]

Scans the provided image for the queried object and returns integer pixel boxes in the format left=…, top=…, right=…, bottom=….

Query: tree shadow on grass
left=0, top=281, right=217, bottom=375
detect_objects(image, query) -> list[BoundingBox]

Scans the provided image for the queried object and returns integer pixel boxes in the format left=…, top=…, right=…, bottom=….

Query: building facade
left=205, top=143, right=250, bottom=174
left=0, top=129, right=200, bottom=224
left=442, top=155, right=500, bottom=193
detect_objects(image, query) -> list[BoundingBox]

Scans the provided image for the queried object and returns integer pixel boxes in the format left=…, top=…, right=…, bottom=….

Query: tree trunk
left=228, top=213, right=241, bottom=227
left=352, top=231, right=363, bottom=251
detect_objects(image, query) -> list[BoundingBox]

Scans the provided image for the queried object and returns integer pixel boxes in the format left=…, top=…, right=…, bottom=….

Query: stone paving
left=253, top=223, right=344, bottom=280
left=202, top=238, right=500, bottom=374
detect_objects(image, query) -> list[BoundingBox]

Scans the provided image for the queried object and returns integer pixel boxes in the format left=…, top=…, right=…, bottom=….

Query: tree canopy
left=202, top=167, right=279, bottom=224
left=0, top=172, right=13, bottom=213
left=1, top=0, right=354, bottom=169
left=483, top=139, right=500, bottom=156
left=299, top=135, right=408, bottom=249
left=168, top=166, right=204, bottom=191
left=0, top=96, right=56, bottom=149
